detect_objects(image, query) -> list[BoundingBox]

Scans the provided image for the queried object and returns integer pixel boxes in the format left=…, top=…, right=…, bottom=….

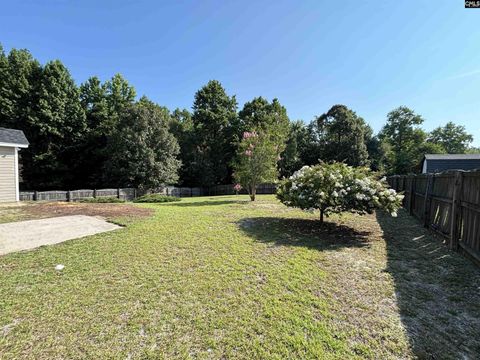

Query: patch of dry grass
left=0, top=201, right=152, bottom=225
left=0, top=203, right=32, bottom=224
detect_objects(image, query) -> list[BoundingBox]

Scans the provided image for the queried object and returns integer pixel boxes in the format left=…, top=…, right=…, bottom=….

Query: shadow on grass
left=168, top=199, right=249, bottom=207
left=237, top=216, right=372, bottom=251
left=376, top=210, right=480, bottom=358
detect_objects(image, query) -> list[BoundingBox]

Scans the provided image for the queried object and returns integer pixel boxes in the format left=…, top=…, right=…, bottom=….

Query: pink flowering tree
left=233, top=130, right=279, bottom=201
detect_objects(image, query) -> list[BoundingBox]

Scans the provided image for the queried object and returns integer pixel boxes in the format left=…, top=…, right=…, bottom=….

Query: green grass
left=133, top=194, right=181, bottom=203
left=1, top=195, right=479, bottom=359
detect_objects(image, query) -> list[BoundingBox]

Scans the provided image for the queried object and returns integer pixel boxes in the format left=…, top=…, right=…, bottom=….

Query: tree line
left=0, top=45, right=476, bottom=190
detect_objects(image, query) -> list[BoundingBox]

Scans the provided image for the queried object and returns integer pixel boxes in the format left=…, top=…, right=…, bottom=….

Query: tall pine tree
left=77, top=74, right=136, bottom=187
left=0, top=47, right=85, bottom=189
left=169, top=108, right=197, bottom=186
left=191, top=80, right=238, bottom=186
left=29, top=60, right=86, bottom=188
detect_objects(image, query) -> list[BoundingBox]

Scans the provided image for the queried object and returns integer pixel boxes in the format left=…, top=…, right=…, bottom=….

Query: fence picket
left=450, top=172, right=463, bottom=250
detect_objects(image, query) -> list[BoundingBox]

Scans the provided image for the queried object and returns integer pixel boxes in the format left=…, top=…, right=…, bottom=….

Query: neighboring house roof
left=0, top=127, right=29, bottom=147
left=422, top=153, right=480, bottom=173
left=424, top=154, right=480, bottom=160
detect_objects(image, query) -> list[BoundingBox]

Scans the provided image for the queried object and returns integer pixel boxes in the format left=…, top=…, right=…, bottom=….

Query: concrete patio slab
left=0, top=215, right=121, bottom=255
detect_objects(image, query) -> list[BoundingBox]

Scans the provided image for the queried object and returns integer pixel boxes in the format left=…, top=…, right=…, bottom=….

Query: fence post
left=93, top=189, right=97, bottom=198
left=117, top=188, right=121, bottom=199
left=408, top=175, right=415, bottom=215
left=67, top=191, right=73, bottom=202
left=423, top=174, right=433, bottom=227
left=450, top=171, right=464, bottom=250
left=33, top=190, right=38, bottom=201
left=134, top=188, right=137, bottom=200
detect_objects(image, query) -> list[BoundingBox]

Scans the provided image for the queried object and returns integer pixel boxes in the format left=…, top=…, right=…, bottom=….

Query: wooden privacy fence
left=388, top=170, right=480, bottom=265
left=208, top=183, right=277, bottom=196
left=158, top=184, right=277, bottom=197
left=148, top=183, right=276, bottom=197
left=20, top=188, right=137, bottom=202
left=19, top=184, right=278, bottom=202
left=161, top=186, right=206, bottom=197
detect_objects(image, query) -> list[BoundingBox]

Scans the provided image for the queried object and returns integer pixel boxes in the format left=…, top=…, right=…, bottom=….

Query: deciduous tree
left=233, top=130, right=278, bottom=201
left=428, top=122, right=473, bottom=154
left=310, top=105, right=370, bottom=167
left=106, top=97, right=181, bottom=189
left=379, top=106, right=444, bottom=174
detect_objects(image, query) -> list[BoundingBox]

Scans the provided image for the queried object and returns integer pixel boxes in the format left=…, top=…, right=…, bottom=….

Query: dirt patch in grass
left=0, top=202, right=152, bottom=225
left=28, top=202, right=152, bottom=221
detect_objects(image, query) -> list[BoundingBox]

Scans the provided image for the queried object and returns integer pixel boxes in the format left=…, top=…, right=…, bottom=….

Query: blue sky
left=2, top=0, right=480, bottom=145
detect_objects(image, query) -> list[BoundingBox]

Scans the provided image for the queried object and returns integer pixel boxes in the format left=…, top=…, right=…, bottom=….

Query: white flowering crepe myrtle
left=276, top=163, right=404, bottom=223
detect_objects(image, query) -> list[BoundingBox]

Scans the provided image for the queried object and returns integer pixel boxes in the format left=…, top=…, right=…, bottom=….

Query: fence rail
left=388, top=170, right=480, bottom=266
left=19, top=184, right=278, bottom=202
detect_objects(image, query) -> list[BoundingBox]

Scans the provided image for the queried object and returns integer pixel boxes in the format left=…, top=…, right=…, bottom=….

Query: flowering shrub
left=276, top=162, right=403, bottom=222
left=233, top=183, right=242, bottom=194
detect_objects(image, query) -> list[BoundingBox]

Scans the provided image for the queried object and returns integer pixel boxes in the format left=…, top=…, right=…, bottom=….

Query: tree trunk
left=320, top=209, right=324, bottom=223
left=249, top=184, right=256, bottom=201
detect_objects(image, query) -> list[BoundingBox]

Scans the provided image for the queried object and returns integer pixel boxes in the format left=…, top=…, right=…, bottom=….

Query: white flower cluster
left=278, top=163, right=403, bottom=218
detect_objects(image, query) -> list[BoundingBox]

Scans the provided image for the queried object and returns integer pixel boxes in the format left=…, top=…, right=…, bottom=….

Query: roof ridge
left=0, top=127, right=29, bottom=146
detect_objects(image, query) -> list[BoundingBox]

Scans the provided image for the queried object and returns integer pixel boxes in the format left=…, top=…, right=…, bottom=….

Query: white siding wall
left=0, top=146, right=16, bottom=202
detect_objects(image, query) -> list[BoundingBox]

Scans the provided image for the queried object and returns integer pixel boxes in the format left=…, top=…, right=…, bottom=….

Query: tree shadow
left=167, top=199, right=249, bottom=207
left=376, top=210, right=480, bottom=358
left=237, top=216, right=372, bottom=251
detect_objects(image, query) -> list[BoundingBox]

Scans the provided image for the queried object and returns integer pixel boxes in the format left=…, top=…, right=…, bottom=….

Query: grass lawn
left=1, top=195, right=479, bottom=359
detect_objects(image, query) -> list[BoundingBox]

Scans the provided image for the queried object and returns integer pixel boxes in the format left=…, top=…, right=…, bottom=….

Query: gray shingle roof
left=423, top=153, right=480, bottom=173
left=0, top=127, right=29, bottom=146
left=424, top=153, right=480, bottom=160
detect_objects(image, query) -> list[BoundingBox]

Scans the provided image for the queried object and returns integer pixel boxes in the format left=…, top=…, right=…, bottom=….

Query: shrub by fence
left=388, top=170, right=480, bottom=266
left=19, top=184, right=277, bottom=202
